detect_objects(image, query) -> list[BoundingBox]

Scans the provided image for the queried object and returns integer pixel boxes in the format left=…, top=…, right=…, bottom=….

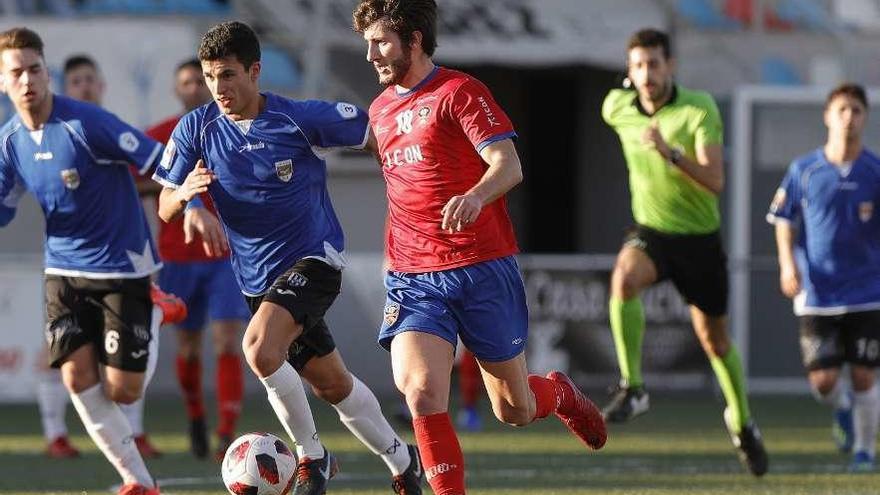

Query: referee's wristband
left=184, top=195, right=205, bottom=211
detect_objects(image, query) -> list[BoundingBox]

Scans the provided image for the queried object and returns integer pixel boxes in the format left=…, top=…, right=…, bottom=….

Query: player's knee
left=61, top=367, right=100, bottom=394
left=611, top=269, right=639, bottom=299
left=492, top=400, right=533, bottom=427
left=310, top=373, right=353, bottom=405
left=105, top=382, right=142, bottom=404
left=397, top=376, right=445, bottom=415
left=243, top=338, right=285, bottom=378
left=851, top=367, right=875, bottom=391
left=808, top=370, right=837, bottom=396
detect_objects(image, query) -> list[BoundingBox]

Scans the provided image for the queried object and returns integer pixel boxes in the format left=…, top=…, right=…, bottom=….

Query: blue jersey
left=767, top=148, right=880, bottom=315
left=0, top=95, right=162, bottom=278
left=152, top=93, right=369, bottom=296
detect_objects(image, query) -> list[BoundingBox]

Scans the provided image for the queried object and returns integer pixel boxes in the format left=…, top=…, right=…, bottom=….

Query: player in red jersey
left=353, top=2, right=607, bottom=493
left=145, top=59, right=250, bottom=460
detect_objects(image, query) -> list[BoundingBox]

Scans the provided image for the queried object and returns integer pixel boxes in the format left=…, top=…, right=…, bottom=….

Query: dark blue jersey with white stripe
left=153, top=92, right=368, bottom=295
left=768, top=148, right=880, bottom=315
left=0, top=95, right=162, bottom=278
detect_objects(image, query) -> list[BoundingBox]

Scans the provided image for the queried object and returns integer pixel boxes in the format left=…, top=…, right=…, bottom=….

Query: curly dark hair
left=198, top=21, right=260, bottom=69
left=353, top=0, right=437, bottom=56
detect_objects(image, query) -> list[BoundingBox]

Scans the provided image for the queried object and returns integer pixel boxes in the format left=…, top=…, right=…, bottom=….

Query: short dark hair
left=63, top=54, right=98, bottom=75
left=353, top=0, right=437, bottom=57
left=176, top=58, right=201, bottom=74
left=198, top=21, right=260, bottom=70
left=627, top=28, right=671, bottom=60
left=0, top=27, right=44, bottom=58
left=826, top=82, right=869, bottom=110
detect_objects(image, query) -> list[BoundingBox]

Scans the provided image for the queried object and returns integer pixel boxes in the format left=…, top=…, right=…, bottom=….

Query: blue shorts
left=158, top=260, right=250, bottom=331
left=378, top=256, right=528, bottom=362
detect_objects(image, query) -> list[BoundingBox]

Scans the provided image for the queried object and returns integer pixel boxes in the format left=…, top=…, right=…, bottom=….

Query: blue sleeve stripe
left=139, top=142, right=163, bottom=175
left=476, top=131, right=517, bottom=153
left=152, top=174, right=181, bottom=189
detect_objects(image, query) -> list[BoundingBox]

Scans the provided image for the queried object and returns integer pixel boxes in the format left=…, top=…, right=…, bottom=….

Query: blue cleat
left=456, top=406, right=483, bottom=432
left=849, top=451, right=875, bottom=472
left=833, top=407, right=854, bottom=454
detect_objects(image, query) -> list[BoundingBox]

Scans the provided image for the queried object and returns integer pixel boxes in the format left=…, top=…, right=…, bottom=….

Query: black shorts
left=45, top=275, right=153, bottom=372
left=799, top=311, right=880, bottom=370
left=245, top=258, right=341, bottom=372
left=624, top=225, right=729, bottom=316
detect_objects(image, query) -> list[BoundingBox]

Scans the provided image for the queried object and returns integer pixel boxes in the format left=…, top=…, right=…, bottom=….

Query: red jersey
left=369, top=67, right=519, bottom=272
left=146, top=115, right=223, bottom=263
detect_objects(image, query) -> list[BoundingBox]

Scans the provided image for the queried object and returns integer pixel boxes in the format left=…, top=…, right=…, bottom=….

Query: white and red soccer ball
left=221, top=432, right=297, bottom=495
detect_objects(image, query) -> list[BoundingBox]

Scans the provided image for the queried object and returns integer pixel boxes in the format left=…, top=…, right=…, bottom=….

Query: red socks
left=527, top=375, right=562, bottom=420
left=216, top=353, right=243, bottom=437
left=175, top=355, right=204, bottom=419
left=459, top=350, right=482, bottom=408
left=413, top=413, right=466, bottom=495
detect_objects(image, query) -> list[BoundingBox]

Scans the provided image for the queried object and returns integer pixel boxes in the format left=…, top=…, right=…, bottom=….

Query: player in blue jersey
left=154, top=21, right=423, bottom=495
left=768, top=83, right=880, bottom=472
left=0, top=28, right=162, bottom=495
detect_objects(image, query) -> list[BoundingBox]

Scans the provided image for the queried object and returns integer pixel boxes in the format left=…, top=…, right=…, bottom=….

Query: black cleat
left=723, top=408, right=769, bottom=477
left=602, top=384, right=649, bottom=423
left=391, top=444, right=423, bottom=494
left=189, top=417, right=208, bottom=459
left=292, top=447, right=338, bottom=495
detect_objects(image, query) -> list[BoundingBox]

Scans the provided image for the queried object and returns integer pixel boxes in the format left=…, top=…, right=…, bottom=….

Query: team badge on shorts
left=287, top=272, right=309, bottom=288
left=860, top=201, right=874, bottom=222
left=60, top=168, right=80, bottom=190
left=275, top=159, right=293, bottom=182
left=383, top=302, right=400, bottom=327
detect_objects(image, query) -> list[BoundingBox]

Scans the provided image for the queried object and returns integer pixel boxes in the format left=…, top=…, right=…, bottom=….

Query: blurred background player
left=600, top=28, right=767, bottom=476
left=30, top=53, right=177, bottom=460
left=768, top=83, right=880, bottom=472
left=155, top=21, right=422, bottom=494
left=144, top=58, right=249, bottom=461
left=354, top=2, right=607, bottom=494
left=456, top=348, right=483, bottom=432
left=0, top=27, right=163, bottom=495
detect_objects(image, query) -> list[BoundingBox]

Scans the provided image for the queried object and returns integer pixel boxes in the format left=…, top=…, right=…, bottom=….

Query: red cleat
left=46, top=435, right=80, bottom=459
left=134, top=434, right=163, bottom=459
left=117, top=483, right=160, bottom=495
left=150, top=283, right=187, bottom=325
left=546, top=371, right=607, bottom=450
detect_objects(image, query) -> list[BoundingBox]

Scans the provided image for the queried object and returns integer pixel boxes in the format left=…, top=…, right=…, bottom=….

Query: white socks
left=853, top=384, right=880, bottom=457
left=120, top=306, right=162, bottom=437
left=332, top=375, right=411, bottom=475
left=70, top=384, right=153, bottom=487
left=260, top=361, right=324, bottom=459
left=812, top=378, right=852, bottom=410
left=38, top=370, right=69, bottom=441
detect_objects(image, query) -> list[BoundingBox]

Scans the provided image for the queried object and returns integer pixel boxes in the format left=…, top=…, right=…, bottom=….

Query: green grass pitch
left=0, top=394, right=877, bottom=494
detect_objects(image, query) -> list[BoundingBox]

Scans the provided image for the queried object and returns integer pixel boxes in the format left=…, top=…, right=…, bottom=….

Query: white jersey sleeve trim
left=766, top=214, right=792, bottom=225
left=794, top=300, right=880, bottom=316
left=152, top=175, right=181, bottom=189
left=138, top=142, right=163, bottom=175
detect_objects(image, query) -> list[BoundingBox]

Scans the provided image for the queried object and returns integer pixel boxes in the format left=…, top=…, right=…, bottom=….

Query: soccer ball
left=221, top=432, right=297, bottom=495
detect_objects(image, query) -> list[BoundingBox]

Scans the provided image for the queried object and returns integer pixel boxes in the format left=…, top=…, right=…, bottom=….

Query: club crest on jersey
left=417, top=106, right=431, bottom=125
left=860, top=201, right=874, bottom=222
left=275, top=159, right=293, bottom=182
left=336, top=102, right=358, bottom=120
left=118, top=132, right=140, bottom=153
left=60, top=168, right=80, bottom=190
left=383, top=302, right=400, bottom=327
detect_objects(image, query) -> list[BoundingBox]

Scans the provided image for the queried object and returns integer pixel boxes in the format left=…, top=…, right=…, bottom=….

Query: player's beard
left=378, top=47, right=413, bottom=87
